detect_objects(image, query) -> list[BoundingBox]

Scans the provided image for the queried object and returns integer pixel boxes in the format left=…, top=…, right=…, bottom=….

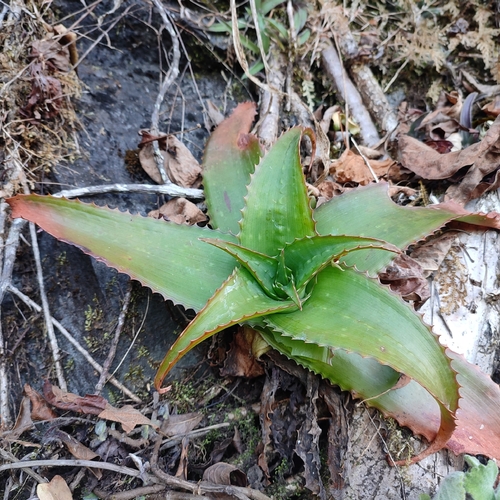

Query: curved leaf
left=239, top=128, right=315, bottom=256
left=7, top=195, right=236, bottom=311
left=202, top=238, right=279, bottom=299
left=282, top=234, right=399, bottom=292
left=313, top=182, right=500, bottom=274
left=264, top=265, right=459, bottom=462
left=203, top=102, right=262, bottom=234
left=154, top=267, right=296, bottom=390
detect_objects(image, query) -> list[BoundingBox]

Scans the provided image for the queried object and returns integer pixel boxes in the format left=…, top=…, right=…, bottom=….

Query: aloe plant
left=7, top=103, right=500, bottom=464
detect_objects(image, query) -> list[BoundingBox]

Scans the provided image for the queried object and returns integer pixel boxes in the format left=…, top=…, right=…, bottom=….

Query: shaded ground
left=1, top=0, right=500, bottom=499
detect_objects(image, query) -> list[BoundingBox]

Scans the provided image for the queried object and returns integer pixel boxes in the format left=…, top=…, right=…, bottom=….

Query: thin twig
left=152, top=467, right=273, bottom=500
left=7, top=285, right=141, bottom=403
left=160, top=422, right=230, bottom=451
left=95, top=286, right=132, bottom=394
left=110, top=295, right=149, bottom=378
left=92, top=485, right=206, bottom=500
left=150, top=0, right=181, bottom=185
left=53, top=183, right=203, bottom=200
left=0, top=448, right=48, bottom=484
left=72, top=4, right=136, bottom=70
left=0, top=459, right=151, bottom=478
left=351, top=136, right=379, bottom=183
left=28, top=221, right=67, bottom=391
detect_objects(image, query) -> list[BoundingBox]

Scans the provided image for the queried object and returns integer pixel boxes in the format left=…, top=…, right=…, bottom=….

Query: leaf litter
left=3, top=0, right=500, bottom=499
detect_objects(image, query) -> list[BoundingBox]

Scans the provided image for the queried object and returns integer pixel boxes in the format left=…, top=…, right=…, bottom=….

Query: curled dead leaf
left=220, top=326, right=265, bottom=378
left=203, top=462, right=248, bottom=486
left=55, top=429, right=99, bottom=460
left=43, top=381, right=107, bottom=415
left=148, top=198, right=207, bottom=225
left=138, top=131, right=202, bottom=187
left=25, top=383, right=57, bottom=421
left=379, top=253, right=430, bottom=302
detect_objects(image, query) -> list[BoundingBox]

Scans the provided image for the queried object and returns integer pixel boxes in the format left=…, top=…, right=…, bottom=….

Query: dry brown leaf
left=379, top=254, right=430, bottom=302
left=20, top=63, right=63, bottom=120
left=330, top=149, right=394, bottom=185
left=482, top=96, right=500, bottom=117
left=175, top=437, right=189, bottom=480
left=37, top=475, right=72, bottom=500
left=316, top=181, right=346, bottom=201
left=161, top=412, right=203, bottom=437
left=2, top=396, right=33, bottom=440
left=206, top=99, right=225, bottom=128
left=399, top=116, right=500, bottom=204
left=57, top=430, right=99, bottom=460
left=31, top=40, right=71, bottom=72
left=410, top=232, right=459, bottom=277
left=52, top=24, right=79, bottom=68
left=148, top=198, right=207, bottom=225
left=25, top=384, right=57, bottom=421
left=43, top=381, right=107, bottom=415
left=98, top=404, right=156, bottom=434
left=138, top=131, right=202, bottom=188
left=220, top=326, right=265, bottom=378
left=203, top=462, right=247, bottom=486
left=164, top=135, right=202, bottom=188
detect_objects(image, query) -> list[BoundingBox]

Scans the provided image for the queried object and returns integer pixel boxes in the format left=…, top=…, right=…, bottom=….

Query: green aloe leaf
left=264, top=265, right=459, bottom=462
left=7, top=195, right=237, bottom=311
left=265, top=266, right=456, bottom=410
left=239, top=127, right=315, bottom=255
left=201, top=238, right=279, bottom=299
left=281, top=234, right=399, bottom=293
left=154, top=267, right=296, bottom=389
left=314, top=182, right=500, bottom=274
left=203, top=102, right=262, bottom=234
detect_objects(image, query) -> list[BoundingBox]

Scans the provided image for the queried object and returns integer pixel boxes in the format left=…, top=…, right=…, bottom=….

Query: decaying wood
left=256, top=48, right=286, bottom=148
left=321, top=41, right=380, bottom=147
left=326, top=7, right=399, bottom=136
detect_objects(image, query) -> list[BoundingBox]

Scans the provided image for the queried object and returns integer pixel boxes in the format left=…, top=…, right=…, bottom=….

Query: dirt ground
left=1, top=0, right=500, bottom=499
